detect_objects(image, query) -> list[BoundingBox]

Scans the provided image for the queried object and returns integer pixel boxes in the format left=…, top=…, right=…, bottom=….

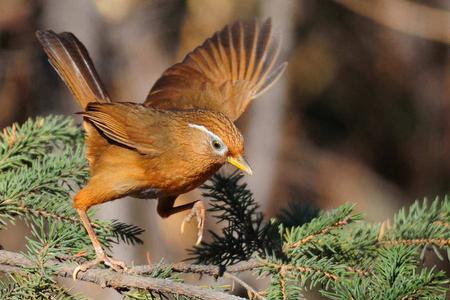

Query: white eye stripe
left=188, top=123, right=228, bottom=155
left=188, top=123, right=222, bottom=142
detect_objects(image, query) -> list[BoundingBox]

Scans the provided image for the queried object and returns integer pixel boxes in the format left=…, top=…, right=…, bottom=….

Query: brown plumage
left=145, top=19, right=287, bottom=121
left=35, top=18, right=285, bottom=277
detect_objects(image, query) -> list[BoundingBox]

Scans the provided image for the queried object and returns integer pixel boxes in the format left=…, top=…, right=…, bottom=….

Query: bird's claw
left=72, top=253, right=127, bottom=280
left=180, top=200, right=206, bottom=245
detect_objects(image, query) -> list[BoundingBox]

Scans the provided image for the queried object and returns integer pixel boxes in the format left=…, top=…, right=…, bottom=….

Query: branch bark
left=0, top=249, right=261, bottom=300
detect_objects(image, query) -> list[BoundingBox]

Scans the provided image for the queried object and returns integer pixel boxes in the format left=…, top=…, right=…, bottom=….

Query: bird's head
left=183, top=111, right=252, bottom=175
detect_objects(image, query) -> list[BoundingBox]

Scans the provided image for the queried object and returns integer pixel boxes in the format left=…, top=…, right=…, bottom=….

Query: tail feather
left=36, top=30, right=110, bottom=109
left=36, top=30, right=112, bottom=166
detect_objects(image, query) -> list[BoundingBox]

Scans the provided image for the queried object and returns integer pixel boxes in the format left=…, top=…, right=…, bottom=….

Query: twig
left=131, top=259, right=263, bottom=277
left=289, top=218, right=350, bottom=249
left=0, top=249, right=246, bottom=300
left=346, top=266, right=370, bottom=277
left=19, top=206, right=93, bottom=227
left=263, top=260, right=339, bottom=282
left=224, top=271, right=266, bottom=300
left=382, top=238, right=450, bottom=247
left=279, top=266, right=287, bottom=300
left=433, top=221, right=450, bottom=229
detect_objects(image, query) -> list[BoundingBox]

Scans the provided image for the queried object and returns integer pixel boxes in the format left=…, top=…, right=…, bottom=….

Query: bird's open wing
left=144, top=19, right=287, bottom=121
left=82, top=102, right=171, bottom=156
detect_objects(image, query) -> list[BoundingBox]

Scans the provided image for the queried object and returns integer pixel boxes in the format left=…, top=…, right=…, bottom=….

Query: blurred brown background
left=1, top=0, right=449, bottom=298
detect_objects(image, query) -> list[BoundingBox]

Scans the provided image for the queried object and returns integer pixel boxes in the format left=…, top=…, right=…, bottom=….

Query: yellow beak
left=227, top=155, right=253, bottom=175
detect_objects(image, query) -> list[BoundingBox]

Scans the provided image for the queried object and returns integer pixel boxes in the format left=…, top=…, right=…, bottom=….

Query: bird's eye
left=212, top=140, right=222, bottom=150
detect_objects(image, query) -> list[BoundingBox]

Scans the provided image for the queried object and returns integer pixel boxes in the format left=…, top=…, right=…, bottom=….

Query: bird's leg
left=73, top=208, right=127, bottom=279
left=157, top=197, right=206, bottom=245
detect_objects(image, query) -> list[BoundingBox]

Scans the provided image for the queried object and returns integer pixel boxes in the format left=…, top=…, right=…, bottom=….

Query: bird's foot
left=180, top=200, right=206, bottom=245
left=72, top=252, right=127, bottom=280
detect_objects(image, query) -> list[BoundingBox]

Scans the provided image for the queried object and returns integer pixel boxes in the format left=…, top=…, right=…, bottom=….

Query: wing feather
left=82, top=103, right=168, bottom=156
left=245, top=21, right=258, bottom=81
left=228, top=24, right=239, bottom=81
left=144, top=18, right=286, bottom=121
left=237, top=21, right=246, bottom=79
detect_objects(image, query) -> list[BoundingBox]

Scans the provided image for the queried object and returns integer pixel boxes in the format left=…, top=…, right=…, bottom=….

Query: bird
left=35, top=18, right=286, bottom=278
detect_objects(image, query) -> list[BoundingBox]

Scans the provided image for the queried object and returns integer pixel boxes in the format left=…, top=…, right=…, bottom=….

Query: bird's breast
left=144, top=153, right=223, bottom=195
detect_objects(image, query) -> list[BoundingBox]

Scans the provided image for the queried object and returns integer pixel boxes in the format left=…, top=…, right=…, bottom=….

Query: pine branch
left=0, top=116, right=144, bottom=250
left=288, top=216, right=352, bottom=249
left=379, top=196, right=450, bottom=261
left=382, top=238, right=450, bottom=247
left=223, top=272, right=266, bottom=300
left=0, top=115, right=82, bottom=172
left=0, top=249, right=248, bottom=300
left=189, top=172, right=315, bottom=267
left=2, top=116, right=450, bottom=299
left=262, top=259, right=340, bottom=282
left=0, top=249, right=263, bottom=276
left=190, top=172, right=272, bottom=266
left=188, top=170, right=450, bottom=298
left=322, top=246, right=449, bottom=299
left=283, top=204, right=363, bottom=252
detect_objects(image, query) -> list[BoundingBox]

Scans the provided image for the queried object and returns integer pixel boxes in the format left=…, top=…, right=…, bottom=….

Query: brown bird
left=36, top=19, right=286, bottom=277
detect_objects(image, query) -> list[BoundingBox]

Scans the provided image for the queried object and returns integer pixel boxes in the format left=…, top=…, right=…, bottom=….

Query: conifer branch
left=433, top=220, right=450, bottom=228
left=382, top=238, right=450, bottom=247
left=2, top=116, right=450, bottom=299
left=131, top=259, right=263, bottom=277
left=0, top=248, right=264, bottom=277
left=279, top=268, right=288, bottom=300
left=223, top=272, right=266, bottom=300
left=0, top=250, right=245, bottom=300
left=288, top=217, right=351, bottom=249
left=263, top=260, right=340, bottom=282
left=18, top=206, right=81, bottom=225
